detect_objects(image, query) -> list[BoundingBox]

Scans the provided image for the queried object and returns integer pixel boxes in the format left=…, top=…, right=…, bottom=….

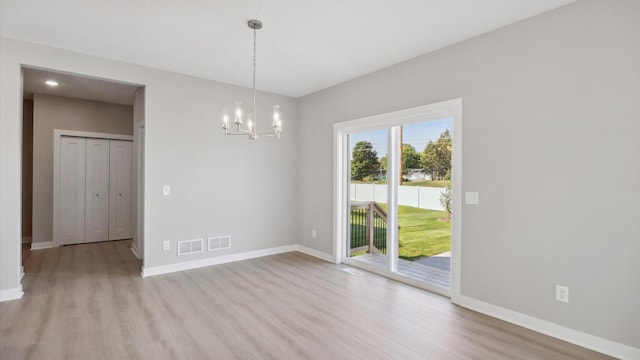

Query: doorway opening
left=334, top=99, right=462, bottom=298
left=20, top=66, right=146, bottom=280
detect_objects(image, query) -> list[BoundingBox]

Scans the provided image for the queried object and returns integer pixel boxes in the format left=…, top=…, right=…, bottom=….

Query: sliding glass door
left=343, top=115, right=454, bottom=293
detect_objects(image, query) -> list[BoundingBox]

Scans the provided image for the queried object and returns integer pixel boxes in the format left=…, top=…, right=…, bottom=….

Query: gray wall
left=32, top=94, right=134, bottom=244
left=296, top=0, right=639, bottom=349
left=1, top=36, right=299, bottom=294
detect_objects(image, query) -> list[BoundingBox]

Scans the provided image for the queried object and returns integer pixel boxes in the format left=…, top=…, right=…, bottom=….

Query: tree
left=440, top=181, right=452, bottom=222
left=379, top=155, right=387, bottom=170
left=401, top=144, right=421, bottom=173
left=351, top=141, right=380, bottom=181
left=421, top=129, right=452, bottom=180
left=421, top=140, right=437, bottom=179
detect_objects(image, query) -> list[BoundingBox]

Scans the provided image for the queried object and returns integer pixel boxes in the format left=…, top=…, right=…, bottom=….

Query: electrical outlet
left=556, top=285, right=569, bottom=303
left=162, top=240, right=170, bottom=251
left=311, top=229, right=317, bottom=239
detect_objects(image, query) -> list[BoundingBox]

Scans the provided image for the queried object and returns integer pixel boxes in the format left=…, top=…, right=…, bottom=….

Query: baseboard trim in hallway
left=30, top=241, right=56, bottom=250
left=130, top=242, right=141, bottom=259
left=0, top=286, right=23, bottom=302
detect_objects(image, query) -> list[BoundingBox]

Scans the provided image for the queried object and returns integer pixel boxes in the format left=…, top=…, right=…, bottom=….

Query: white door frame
left=53, top=130, right=133, bottom=247
left=333, top=98, right=463, bottom=300
left=135, top=124, right=145, bottom=261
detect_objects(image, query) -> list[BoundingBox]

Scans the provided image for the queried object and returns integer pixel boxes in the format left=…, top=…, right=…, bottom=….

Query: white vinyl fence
left=350, top=183, right=446, bottom=211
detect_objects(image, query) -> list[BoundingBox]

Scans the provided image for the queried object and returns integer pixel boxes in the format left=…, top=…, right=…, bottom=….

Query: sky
left=349, top=118, right=452, bottom=158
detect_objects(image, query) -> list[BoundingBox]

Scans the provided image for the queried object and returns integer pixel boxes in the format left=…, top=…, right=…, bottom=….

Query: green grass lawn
left=351, top=179, right=449, bottom=188
left=401, top=180, right=449, bottom=188
left=377, top=204, right=450, bottom=261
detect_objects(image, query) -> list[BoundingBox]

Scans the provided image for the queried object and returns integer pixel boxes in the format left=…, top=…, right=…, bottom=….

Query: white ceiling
left=23, top=67, right=139, bottom=105
left=2, top=0, right=576, bottom=98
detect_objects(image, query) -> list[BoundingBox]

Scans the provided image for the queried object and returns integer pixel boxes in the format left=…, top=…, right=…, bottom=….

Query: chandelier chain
left=252, top=27, right=257, bottom=120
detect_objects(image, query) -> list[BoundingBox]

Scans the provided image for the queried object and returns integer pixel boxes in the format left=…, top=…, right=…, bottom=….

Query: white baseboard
left=295, top=245, right=336, bottom=263
left=454, top=295, right=640, bottom=360
left=131, top=242, right=141, bottom=259
left=20, top=266, right=25, bottom=281
left=31, top=241, right=57, bottom=250
left=0, top=286, right=24, bottom=302
left=142, top=244, right=297, bottom=277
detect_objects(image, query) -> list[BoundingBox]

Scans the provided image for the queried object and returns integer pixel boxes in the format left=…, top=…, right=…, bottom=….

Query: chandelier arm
left=225, top=130, right=252, bottom=136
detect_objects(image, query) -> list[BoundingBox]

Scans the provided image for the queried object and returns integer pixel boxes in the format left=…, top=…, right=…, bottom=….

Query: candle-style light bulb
left=234, top=101, right=243, bottom=125
left=221, top=108, right=230, bottom=129
left=247, top=115, right=254, bottom=132
left=276, top=119, right=282, bottom=130
left=272, top=105, right=281, bottom=127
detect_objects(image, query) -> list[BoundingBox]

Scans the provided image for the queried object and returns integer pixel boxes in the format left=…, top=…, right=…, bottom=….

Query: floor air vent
left=208, top=236, right=231, bottom=251
left=177, top=238, right=204, bottom=256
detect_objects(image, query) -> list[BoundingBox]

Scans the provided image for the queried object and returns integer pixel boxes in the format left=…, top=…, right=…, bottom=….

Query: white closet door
left=60, top=137, right=86, bottom=245
left=109, top=140, right=133, bottom=240
left=85, top=138, right=110, bottom=243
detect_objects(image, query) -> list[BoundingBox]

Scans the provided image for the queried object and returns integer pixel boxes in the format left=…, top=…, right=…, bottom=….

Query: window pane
left=348, top=129, right=388, bottom=271
left=396, top=119, right=452, bottom=289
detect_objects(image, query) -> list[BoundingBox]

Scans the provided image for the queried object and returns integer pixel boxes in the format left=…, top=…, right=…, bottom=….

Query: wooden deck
left=352, top=253, right=451, bottom=289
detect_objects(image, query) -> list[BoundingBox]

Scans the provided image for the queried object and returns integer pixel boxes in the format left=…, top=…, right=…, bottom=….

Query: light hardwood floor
left=1, top=240, right=612, bottom=359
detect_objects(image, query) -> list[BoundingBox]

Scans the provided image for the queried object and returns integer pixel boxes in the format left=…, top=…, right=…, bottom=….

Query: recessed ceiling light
left=45, top=80, right=59, bottom=87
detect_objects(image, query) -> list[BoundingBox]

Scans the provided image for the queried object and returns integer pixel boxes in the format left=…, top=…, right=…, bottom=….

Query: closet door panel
left=109, top=140, right=132, bottom=240
left=60, top=137, right=86, bottom=245
left=85, top=138, right=110, bottom=243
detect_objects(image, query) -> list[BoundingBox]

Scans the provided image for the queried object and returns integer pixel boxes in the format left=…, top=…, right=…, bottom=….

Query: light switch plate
left=465, top=192, right=479, bottom=205
left=556, top=285, right=569, bottom=303
left=163, top=185, right=171, bottom=196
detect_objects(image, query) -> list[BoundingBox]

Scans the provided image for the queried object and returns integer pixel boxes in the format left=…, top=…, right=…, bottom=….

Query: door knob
left=96, top=193, right=99, bottom=197
left=119, top=193, right=123, bottom=196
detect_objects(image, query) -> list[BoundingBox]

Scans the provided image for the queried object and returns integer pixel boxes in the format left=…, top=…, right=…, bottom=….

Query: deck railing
left=350, top=201, right=388, bottom=256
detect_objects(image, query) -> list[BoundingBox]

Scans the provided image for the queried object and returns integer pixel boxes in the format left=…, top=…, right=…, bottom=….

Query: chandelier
left=222, top=19, right=283, bottom=140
